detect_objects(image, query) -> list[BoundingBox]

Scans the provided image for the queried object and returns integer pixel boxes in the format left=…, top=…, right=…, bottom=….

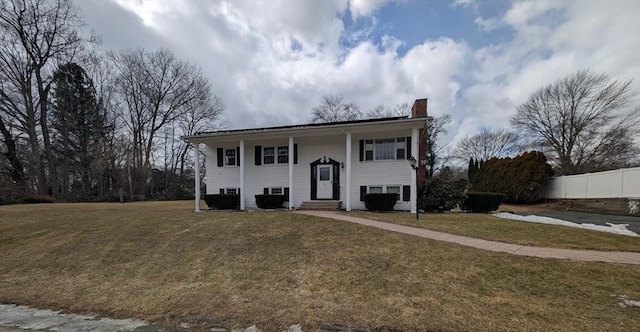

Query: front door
left=317, top=165, right=333, bottom=199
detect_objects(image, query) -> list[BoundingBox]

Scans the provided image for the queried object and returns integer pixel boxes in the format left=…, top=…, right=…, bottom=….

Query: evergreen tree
left=51, top=63, right=107, bottom=199
left=467, top=157, right=476, bottom=184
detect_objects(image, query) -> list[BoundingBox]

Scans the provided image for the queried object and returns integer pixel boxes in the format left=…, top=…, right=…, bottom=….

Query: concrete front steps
left=298, top=200, right=342, bottom=211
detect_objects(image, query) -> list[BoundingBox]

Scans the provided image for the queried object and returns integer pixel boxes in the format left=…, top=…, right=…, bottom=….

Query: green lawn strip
left=344, top=211, right=640, bottom=252
left=0, top=201, right=638, bottom=331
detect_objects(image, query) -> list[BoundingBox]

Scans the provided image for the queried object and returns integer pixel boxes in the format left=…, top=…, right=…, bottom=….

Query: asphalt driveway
left=515, top=211, right=640, bottom=234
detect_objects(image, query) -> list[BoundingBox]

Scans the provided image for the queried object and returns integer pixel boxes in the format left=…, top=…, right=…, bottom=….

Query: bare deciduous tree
left=366, top=102, right=410, bottom=118
left=173, top=95, right=226, bottom=176
left=452, top=128, right=520, bottom=162
left=311, top=95, right=361, bottom=123
left=423, top=114, right=451, bottom=177
left=0, top=0, right=89, bottom=195
left=512, top=70, right=639, bottom=175
left=109, top=48, right=222, bottom=196
left=0, top=111, right=25, bottom=185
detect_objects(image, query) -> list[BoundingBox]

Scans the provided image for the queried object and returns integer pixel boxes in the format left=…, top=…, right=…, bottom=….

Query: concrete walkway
left=0, top=304, right=145, bottom=332
left=297, top=210, right=640, bottom=265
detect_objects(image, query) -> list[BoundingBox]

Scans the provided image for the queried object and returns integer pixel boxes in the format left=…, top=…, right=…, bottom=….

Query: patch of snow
left=492, top=212, right=639, bottom=237
left=614, top=295, right=640, bottom=309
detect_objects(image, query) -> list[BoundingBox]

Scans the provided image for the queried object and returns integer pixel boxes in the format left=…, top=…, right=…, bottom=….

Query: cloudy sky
left=77, top=0, right=640, bottom=146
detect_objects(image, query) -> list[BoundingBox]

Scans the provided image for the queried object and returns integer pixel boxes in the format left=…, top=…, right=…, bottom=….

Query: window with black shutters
left=263, top=147, right=275, bottom=164
left=225, top=148, right=236, bottom=166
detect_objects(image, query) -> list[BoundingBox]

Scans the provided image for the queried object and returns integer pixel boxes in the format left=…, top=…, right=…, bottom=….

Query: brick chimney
left=411, top=98, right=428, bottom=118
left=411, top=98, right=429, bottom=190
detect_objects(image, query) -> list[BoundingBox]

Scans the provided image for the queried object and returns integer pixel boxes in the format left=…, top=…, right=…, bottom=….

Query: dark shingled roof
left=193, top=116, right=411, bottom=136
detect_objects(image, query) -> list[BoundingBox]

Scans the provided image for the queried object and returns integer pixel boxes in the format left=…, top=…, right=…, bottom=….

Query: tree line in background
left=312, top=69, right=639, bottom=179
left=2, top=0, right=637, bottom=205
left=0, top=0, right=225, bottom=203
left=453, top=70, right=639, bottom=176
left=311, top=70, right=638, bottom=209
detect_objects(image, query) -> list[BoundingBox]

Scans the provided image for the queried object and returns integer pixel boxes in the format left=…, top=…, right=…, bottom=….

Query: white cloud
left=474, top=16, right=501, bottom=32
left=81, top=0, right=639, bottom=161
left=349, top=0, right=389, bottom=21
left=451, top=0, right=475, bottom=9
left=453, top=0, right=640, bottom=148
left=103, top=0, right=467, bottom=129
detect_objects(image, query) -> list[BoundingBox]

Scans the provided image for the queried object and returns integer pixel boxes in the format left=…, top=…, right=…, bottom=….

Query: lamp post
left=409, top=156, right=420, bottom=225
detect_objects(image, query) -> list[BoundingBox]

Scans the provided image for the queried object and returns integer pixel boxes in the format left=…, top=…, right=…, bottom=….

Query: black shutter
left=217, top=148, right=224, bottom=167
left=236, top=146, right=240, bottom=166
left=284, top=187, right=289, bottom=202
left=293, top=144, right=298, bottom=164
left=402, top=185, right=411, bottom=202
left=359, top=140, right=364, bottom=161
left=310, top=165, right=317, bottom=200
left=332, top=164, right=340, bottom=200
left=255, top=145, right=262, bottom=165
left=360, top=186, right=367, bottom=201
left=263, top=187, right=269, bottom=194
left=406, top=137, right=411, bottom=159
left=219, top=188, right=224, bottom=194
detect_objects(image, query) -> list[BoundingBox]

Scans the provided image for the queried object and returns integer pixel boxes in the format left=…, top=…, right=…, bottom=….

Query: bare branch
left=511, top=70, right=639, bottom=175
left=311, top=94, right=361, bottom=123
left=452, top=128, right=521, bottom=161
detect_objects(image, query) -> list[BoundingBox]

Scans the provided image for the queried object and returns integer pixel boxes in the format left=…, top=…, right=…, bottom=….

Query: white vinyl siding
left=204, top=129, right=415, bottom=211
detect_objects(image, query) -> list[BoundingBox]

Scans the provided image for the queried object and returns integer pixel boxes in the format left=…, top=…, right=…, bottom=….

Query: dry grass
left=1, top=201, right=639, bottom=331
left=345, top=210, right=640, bottom=252
left=497, top=203, right=559, bottom=213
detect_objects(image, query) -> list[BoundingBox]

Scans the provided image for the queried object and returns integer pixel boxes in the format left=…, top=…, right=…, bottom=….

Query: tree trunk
left=37, top=71, right=58, bottom=198
left=27, top=121, right=48, bottom=195
left=0, top=117, right=26, bottom=186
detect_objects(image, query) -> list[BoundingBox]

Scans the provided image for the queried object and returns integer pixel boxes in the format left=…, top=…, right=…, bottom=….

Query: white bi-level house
left=183, top=99, right=430, bottom=212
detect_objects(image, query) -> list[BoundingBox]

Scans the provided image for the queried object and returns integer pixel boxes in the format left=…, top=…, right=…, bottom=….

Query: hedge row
left=463, top=192, right=504, bottom=213
left=204, top=188, right=504, bottom=213
left=472, top=151, right=553, bottom=204
left=255, top=194, right=285, bottom=209
left=420, top=178, right=467, bottom=212
left=204, top=194, right=239, bottom=210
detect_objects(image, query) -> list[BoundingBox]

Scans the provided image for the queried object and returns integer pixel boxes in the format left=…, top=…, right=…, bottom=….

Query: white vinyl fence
left=542, top=167, right=640, bottom=199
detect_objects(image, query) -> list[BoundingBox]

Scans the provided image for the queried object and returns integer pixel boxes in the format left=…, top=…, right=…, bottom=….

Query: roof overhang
left=182, top=116, right=430, bottom=144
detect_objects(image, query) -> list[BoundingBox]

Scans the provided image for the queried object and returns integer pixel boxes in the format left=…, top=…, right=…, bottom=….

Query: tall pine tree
left=51, top=63, right=107, bottom=199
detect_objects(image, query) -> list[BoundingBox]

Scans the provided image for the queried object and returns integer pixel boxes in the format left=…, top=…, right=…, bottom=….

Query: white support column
left=345, top=132, right=352, bottom=211
left=288, top=136, right=294, bottom=209
left=239, top=140, right=246, bottom=210
left=194, top=142, right=201, bottom=212
left=410, top=127, right=419, bottom=213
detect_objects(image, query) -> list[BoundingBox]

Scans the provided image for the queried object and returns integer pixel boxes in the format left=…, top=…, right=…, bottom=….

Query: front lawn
left=0, top=201, right=639, bottom=331
left=345, top=210, right=640, bottom=252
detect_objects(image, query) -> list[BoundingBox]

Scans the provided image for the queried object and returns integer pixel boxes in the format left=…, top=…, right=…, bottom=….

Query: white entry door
left=317, top=165, right=333, bottom=199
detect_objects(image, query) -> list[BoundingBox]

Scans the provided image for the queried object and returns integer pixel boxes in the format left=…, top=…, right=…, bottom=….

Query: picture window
left=363, top=138, right=408, bottom=161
